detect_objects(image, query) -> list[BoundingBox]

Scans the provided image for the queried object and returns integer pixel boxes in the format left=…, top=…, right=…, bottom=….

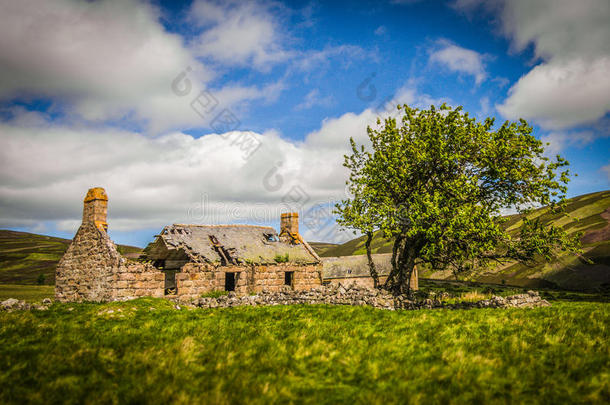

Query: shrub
left=274, top=253, right=289, bottom=263
left=201, top=291, right=229, bottom=298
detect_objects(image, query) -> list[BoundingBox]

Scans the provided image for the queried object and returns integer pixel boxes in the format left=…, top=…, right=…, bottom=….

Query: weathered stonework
left=171, top=263, right=322, bottom=300
left=55, top=221, right=121, bottom=302
left=56, top=187, right=426, bottom=303
left=55, top=221, right=165, bottom=302
left=56, top=188, right=324, bottom=302
left=181, top=283, right=551, bottom=311
left=322, top=253, right=418, bottom=290
left=112, top=262, right=165, bottom=300
left=55, top=224, right=323, bottom=302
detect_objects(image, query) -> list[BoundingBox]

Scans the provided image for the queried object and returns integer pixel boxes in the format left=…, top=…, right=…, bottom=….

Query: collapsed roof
left=143, top=224, right=320, bottom=266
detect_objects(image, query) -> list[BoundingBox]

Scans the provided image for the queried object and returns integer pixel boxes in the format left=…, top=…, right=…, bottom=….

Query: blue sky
left=0, top=0, right=609, bottom=247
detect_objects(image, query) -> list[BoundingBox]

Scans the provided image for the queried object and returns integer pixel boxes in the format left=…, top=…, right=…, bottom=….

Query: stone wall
left=185, top=283, right=551, bottom=311
left=253, top=263, right=322, bottom=292
left=57, top=220, right=322, bottom=302
left=325, top=275, right=389, bottom=289
left=322, top=253, right=418, bottom=290
left=55, top=222, right=121, bottom=302
left=56, top=222, right=165, bottom=302
left=111, top=262, right=165, bottom=300
left=173, top=262, right=323, bottom=300
left=174, top=263, right=248, bottom=300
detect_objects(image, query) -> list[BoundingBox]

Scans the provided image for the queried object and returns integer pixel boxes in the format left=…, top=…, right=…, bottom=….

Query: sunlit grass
left=0, top=284, right=53, bottom=302
left=1, top=299, right=609, bottom=404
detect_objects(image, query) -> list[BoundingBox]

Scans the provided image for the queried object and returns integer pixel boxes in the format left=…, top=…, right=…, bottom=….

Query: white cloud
left=540, top=117, right=610, bottom=156
left=0, top=80, right=442, bottom=242
left=0, top=0, right=283, bottom=133
left=460, top=0, right=610, bottom=129
left=497, top=57, right=610, bottom=129
left=479, top=96, right=491, bottom=116
left=294, top=89, right=333, bottom=111
left=0, top=104, right=389, bottom=241
left=540, top=131, right=595, bottom=156
left=429, top=41, right=487, bottom=85
left=295, top=45, right=370, bottom=74
left=188, top=0, right=290, bottom=69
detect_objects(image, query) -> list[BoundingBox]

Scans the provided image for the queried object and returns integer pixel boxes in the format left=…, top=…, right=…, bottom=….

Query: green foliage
left=0, top=299, right=609, bottom=404
left=200, top=290, right=229, bottom=298
left=274, top=253, right=290, bottom=263
left=336, top=104, right=581, bottom=293
left=325, top=191, right=610, bottom=291
left=36, top=274, right=46, bottom=285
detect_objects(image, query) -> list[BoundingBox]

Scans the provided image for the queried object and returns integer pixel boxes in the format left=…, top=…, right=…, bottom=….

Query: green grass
left=201, top=290, right=229, bottom=298
left=274, top=253, right=290, bottom=263
left=308, top=241, right=339, bottom=256
left=0, top=299, right=608, bottom=404
left=0, top=284, right=54, bottom=302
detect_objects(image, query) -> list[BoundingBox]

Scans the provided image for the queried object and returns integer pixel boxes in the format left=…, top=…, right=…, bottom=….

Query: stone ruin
left=32, top=189, right=547, bottom=310
left=56, top=188, right=327, bottom=302
left=55, top=187, right=420, bottom=303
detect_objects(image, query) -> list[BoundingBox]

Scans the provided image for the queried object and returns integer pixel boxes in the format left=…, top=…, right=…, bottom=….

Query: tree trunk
left=365, top=232, right=379, bottom=288
left=389, top=237, right=419, bottom=296
left=384, top=235, right=403, bottom=290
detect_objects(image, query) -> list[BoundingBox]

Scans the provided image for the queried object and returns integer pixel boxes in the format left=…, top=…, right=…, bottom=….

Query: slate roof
left=143, top=224, right=320, bottom=265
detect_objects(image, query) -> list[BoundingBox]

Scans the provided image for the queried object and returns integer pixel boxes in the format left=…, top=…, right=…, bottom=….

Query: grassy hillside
left=321, top=190, right=610, bottom=291
left=0, top=230, right=142, bottom=285
left=308, top=241, right=339, bottom=256
left=1, top=298, right=608, bottom=404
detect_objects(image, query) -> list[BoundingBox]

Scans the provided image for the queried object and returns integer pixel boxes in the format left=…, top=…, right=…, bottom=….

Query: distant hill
left=308, top=241, right=339, bottom=256
left=320, top=190, right=610, bottom=291
left=0, top=230, right=142, bottom=285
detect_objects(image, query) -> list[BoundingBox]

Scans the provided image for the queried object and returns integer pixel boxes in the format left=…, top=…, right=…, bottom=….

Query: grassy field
left=0, top=298, right=608, bottom=404
left=0, top=284, right=54, bottom=302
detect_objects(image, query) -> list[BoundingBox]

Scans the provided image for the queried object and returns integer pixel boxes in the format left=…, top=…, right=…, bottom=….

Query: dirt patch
left=581, top=208, right=610, bottom=244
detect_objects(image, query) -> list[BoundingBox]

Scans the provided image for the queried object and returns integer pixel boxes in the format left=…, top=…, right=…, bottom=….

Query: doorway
left=284, top=271, right=294, bottom=288
left=225, top=272, right=236, bottom=291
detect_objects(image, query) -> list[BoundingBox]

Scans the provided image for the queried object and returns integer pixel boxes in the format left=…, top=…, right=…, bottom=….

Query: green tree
left=336, top=104, right=581, bottom=295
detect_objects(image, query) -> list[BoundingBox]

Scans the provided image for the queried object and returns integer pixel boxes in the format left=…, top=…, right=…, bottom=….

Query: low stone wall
left=2, top=284, right=551, bottom=312
left=181, top=283, right=551, bottom=310
left=1, top=298, right=52, bottom=312
left=112, top=262, right=165, bottom=300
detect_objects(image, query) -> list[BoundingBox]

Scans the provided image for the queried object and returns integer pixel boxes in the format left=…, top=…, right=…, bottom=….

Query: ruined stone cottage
left=56, top=187, right=417, bottom=302
left=56, top=188, right=322, bottom=302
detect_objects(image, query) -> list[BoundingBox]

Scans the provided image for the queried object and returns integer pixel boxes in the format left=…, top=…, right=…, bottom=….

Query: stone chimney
left=280, top=212, right=299, bottom=242
left=83, top=187, right=108, bottom=232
